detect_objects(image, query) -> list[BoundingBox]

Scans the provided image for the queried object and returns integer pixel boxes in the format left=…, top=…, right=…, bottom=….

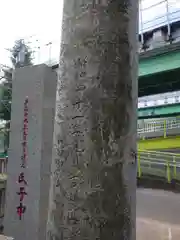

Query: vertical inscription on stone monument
left=16, top=97, right=28, bottom=220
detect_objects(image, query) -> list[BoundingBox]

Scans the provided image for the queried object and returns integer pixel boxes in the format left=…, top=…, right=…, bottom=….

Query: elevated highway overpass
left=138, top=91, right=180, bottom=118
left=138, top=103, right=180, bottom=119
left=139, top=42, right=180, bottom=97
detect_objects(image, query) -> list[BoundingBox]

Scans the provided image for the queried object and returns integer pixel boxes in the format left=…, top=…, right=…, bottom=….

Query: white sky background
left=0, top=0, right=179, bottom=67
left=140, top=0, right=180, bottom=28
left=0, top=0, right=64, bottom=67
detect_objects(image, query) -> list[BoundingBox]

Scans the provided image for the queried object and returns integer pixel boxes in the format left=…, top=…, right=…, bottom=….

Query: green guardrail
left=138, top=116, right=180, bottom=138
left=138, top=150, right=180, bottom=183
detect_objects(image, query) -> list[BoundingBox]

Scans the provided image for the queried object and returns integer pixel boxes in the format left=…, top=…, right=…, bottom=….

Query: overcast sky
left=0, top=0, right=180, bottom=67
left=0, top=0, right=63, bottom=67
left=140, top=0, right=180, bottom=32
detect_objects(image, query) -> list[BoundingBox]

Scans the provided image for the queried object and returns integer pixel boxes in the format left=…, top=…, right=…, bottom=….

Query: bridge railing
left=138, top=117, right=180, bottom=137
left=138, top=150, right=180, bottom=182
left=138, top=91, right=180, bottom=108
left=139, top=0, right=180, bottom=34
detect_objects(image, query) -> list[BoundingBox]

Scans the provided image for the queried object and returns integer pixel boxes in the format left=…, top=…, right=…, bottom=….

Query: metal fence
left=138, top=150, right=180, bottom=182
left=138, top=116, right=180, bottom=136
left=138, top=91, right=180, bottom=108
left=139, top=0, right=180, bottom=52
left=139, top=0, right=180, bottom=34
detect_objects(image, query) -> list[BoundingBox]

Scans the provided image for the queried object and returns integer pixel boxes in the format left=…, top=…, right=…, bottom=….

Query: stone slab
left=3, top=64, right=57, bottom=240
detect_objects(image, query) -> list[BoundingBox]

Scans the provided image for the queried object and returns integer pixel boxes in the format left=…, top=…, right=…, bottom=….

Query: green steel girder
left=139, top=51, right=180, bottom=77
left=138, top=103, right=180, bottom=119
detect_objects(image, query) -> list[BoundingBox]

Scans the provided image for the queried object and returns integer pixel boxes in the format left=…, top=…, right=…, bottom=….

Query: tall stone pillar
left=3, top=64, right=57, bottom=240
left=47, top=0, right=138, bottom=240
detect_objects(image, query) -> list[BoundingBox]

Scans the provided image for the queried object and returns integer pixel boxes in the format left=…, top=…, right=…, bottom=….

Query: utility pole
left=47, top=1, right=138, bottom=239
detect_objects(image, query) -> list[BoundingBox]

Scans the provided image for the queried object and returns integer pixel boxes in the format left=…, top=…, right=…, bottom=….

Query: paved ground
left=0, top=235, right=13, bottom=240
left=137, top=188, right=180, bottom=239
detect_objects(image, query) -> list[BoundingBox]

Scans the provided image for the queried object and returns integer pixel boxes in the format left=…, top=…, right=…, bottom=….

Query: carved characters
left=17, top=203, right=26, bottom=220
left=16, top=97, right=29, bottom=220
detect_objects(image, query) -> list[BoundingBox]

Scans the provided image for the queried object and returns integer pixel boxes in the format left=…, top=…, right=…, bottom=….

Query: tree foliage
left=1, top=38, right=33, bottom=121
left=0, top=68, right=12, bottom=152
left=0, top=38, right=33, bottom=120
left=0, top=39, right=33, bottom=152
left=0, top=68, right=12, bottom=121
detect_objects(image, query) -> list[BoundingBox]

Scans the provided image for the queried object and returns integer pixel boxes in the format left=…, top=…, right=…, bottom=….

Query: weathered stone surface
left=47, top=0, right=138, bottom=240
left=4, top=65, right=57, bottom=240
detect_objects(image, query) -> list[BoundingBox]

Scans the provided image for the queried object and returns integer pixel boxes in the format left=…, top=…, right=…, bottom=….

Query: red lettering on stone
left=17, top=187, right=27, bottom=202
left=17, top=202, right=26, bottom=220
left=18, top=172, right=27, bottom=185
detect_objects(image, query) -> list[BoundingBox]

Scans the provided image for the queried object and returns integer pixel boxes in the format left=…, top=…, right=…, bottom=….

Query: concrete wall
left=3, top=64, right=57, bottom=240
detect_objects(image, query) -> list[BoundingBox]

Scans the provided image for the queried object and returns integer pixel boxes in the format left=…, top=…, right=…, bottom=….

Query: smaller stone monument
left=4, top=64, right=57, bottom=240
